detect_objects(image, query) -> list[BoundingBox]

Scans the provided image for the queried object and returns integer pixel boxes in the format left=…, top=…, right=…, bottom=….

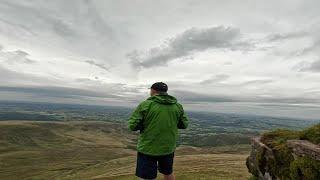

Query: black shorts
left=135, top=151, right=174, bottom=179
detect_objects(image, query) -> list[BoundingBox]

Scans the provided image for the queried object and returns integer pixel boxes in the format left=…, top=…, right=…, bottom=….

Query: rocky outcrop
left=287, top=140, right=320, bottom=161
left=246, top=137, right=320, bottom=180
left=246, top=137, right=275, bottom=180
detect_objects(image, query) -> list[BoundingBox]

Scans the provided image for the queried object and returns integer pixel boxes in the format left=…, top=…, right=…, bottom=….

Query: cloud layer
left=128, top=26, right=251, bottom=68
left=0, top=0, right=320, bottom=119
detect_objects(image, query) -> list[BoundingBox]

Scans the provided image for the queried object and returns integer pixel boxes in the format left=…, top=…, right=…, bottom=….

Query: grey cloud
left=0, top=86, right=119, bottom=99
left=0, top=17, right=36, bottom=36
left=128, top=26, right=251, bottom=68
left=267, top=31, right=308, bottom=42
left=171, top=89, right=319, bottom=105
left=309, top=60, right=320, bottom=72
left=11, top=50, right=35, bottom=64
left=49, top=0, right=115, bottom=40
left=5, top=50, right=36, bottom=64
left=1, top=0, right=320, bottom=119
left=0, top=48, right=36, bottom=64
left=0, top=66, right=27, bottom=84
left=299, top=59, right=320, bottom=72
left=200, top=74, right=229, bottom=84
left=82, top=0, right=115, bottom=40
left=0, top=85, right=133, bottom=106
left=242, top=79, right=274, bottom=86
left=258, top=97, right=320, bottom=104
left=274, top=28, right=320, bottom=58
left=197, top=78, right=274, bottom=88
left=51, top=19, right=76, bottom=38
left=0, top=0, right=117, bottom=61
left=76, top=78, right=99, bottom=82
left=171, top=90, right=235, bottom=103
left=0, top=83, right=150, bottom=105
left=0, top=65, right=63, bottom=86
left=257, top=103, right=320, bottom=109
left=84, top=60, right=110, bottom=72
left=299, top=39, right=320, bottom=56
left=74, top=78, right=144, bottom=99
left=0, top=1, right=77, bottom=38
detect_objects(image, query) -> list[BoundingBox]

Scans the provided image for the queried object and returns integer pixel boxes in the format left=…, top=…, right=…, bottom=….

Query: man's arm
left=177, top=104, right=189, bottom=129
left=128, top=103, right=145, bottom=131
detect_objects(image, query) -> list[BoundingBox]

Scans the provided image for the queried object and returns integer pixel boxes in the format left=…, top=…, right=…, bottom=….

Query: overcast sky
left=0, top=0, right=320, bottom=119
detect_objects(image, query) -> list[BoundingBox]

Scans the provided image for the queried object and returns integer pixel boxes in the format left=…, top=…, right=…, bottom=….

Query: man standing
left=128, top=82, right=189, bottom=180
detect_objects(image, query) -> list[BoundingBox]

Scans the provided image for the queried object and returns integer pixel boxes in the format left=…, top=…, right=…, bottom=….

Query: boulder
left=287, top=140, right=320, bottom=161
left=246, top=137, right=320, bottom=179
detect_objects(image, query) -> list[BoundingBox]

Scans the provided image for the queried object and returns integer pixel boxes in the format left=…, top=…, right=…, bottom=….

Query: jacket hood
left=148, top=94, right=177, bottom=104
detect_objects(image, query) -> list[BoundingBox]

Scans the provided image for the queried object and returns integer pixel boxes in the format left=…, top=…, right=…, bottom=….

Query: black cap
left=150, top=82, right=168, bottom=92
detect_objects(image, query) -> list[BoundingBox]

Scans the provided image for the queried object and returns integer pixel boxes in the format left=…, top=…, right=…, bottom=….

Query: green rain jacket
left=128, top=93, right=189, bottom=156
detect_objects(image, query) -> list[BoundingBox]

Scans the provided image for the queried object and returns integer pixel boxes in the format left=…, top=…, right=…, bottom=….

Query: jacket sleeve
left=177, top=104, right=189, bottom=129
left=128, top=102, right=145, bottom=131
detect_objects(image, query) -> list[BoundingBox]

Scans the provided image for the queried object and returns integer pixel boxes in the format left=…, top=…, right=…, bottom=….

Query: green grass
left=290, top=156, right=320, bottom=179
left=67, top=154, right=250, bottom=180
left=260, top=129, right=300, bottom=147
left=0, top=121, right=135, bottom=180
left=300, top=124, right=320, bottom=144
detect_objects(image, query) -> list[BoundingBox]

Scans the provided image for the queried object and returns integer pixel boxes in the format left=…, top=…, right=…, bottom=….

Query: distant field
left=0, top=121, right=250, bottom=180
left=1, top=101, right=318, bottom=149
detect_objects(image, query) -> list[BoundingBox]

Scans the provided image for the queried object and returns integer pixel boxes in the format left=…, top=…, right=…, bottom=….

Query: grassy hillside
left=0, top=121, right=135, bottom=179
left=67, top=153, right=249, bottom=180
left=0, top=121, right=250, bottom=180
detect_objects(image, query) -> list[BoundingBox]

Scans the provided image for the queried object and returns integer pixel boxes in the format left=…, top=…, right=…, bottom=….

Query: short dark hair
left=150, top=82, right=168, bottom=92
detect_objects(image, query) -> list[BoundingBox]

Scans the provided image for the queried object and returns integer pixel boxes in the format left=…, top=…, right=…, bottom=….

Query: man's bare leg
left=163, top=173, right=175, bottom=180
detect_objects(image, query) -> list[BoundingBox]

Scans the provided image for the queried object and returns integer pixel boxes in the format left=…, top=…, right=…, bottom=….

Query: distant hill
left=1, top=101, right=318, bottom=148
